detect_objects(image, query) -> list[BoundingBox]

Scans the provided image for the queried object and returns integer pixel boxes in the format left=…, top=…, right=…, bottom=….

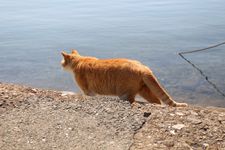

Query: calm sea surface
left=0, top=0, right=225, bottom=106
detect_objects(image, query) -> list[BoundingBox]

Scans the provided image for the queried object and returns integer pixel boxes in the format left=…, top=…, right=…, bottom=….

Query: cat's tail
left=142, top=72, right=187, bottom=107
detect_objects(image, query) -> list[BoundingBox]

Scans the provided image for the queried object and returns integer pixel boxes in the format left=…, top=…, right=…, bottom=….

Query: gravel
left=0, top=83, right=147, bottom=150
left=1, top=82, right=225, bottom=150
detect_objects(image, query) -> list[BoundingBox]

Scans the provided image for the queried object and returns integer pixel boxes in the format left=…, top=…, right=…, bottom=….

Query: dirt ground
left=0, top=82, right=225, bottom=150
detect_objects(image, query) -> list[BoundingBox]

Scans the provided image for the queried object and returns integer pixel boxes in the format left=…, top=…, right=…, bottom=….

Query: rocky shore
left=0, top=82, right=225, bottom=150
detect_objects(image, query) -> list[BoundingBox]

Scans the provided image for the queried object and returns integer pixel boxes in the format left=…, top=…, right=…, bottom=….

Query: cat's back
left=98, top=58, right=150, bottom=73
left=77, top=56, right=150, bottom=74
left=97, top=58, right=143, bottom=68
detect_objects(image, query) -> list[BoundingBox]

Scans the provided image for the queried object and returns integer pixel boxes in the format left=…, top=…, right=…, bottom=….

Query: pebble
left=42, top=138, right=46, bottom=142
left=187, top=116, right=202, bottom=124
left=61, top=91, right=75, bottom=96
left=172, top=124, right=185, bottom=130
left=65, top=133, right=69, bottom=137
left=31, top=89, right=37, bottom=93
left=143, top=112, right=151, bottom=117
left=169, top=130, right=176, bottom=135
left=218, top=113, right=225, bottom=121
left=12, top=92, right=17, bottom=96
left=0, top=100, right=3, bottom=106
left=190, top=110, right=198, bottom=116
left=169, top=113, right=175, bottom=116
left=163, top=140, right=174, bottom=147
left=3, top=95, right=9, bottom=99
left=175, top=112, right=184, bottom=116
left=202, top=143, right=209, bottom=149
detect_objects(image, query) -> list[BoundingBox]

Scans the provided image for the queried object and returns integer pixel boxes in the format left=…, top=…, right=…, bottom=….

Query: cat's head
left=61, top=51, right=71, bottom=69
left=61, top=50, right=78, bottom=70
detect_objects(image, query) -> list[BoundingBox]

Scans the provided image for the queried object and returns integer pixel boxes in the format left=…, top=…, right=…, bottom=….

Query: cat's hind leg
left=138, top=85, right=161, bottom=104
left=142, top=73, right=187, bottom=107
left=84, top=91, right=96, bottom=96
left=119, top=94, right=138, bottom=108
left=119, top=94, right=135, bottom=103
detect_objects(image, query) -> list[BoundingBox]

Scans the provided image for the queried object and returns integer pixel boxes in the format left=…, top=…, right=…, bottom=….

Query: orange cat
left=61, top=50, right=187, bottom=107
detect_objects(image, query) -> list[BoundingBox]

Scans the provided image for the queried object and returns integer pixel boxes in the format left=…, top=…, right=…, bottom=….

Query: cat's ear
left=71, top=49, right=79, bottom=55
left=61, top=51, right=70, bottom=59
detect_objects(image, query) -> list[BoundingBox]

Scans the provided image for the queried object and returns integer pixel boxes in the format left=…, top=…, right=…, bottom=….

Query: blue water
left=0, top=0, right=225, bottom=106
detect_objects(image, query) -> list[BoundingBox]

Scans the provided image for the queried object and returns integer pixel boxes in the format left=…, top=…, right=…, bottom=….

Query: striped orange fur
left=61, top=50, right=187, bottom=107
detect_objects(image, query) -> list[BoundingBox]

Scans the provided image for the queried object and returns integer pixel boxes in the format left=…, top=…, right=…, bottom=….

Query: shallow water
left=0, top=0, right=225, bottom=106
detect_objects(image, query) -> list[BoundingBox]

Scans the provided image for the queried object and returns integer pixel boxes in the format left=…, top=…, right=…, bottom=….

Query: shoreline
left=1, top=81, right=224, bottom=108
left=0, top=82, right=225, bottom=149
